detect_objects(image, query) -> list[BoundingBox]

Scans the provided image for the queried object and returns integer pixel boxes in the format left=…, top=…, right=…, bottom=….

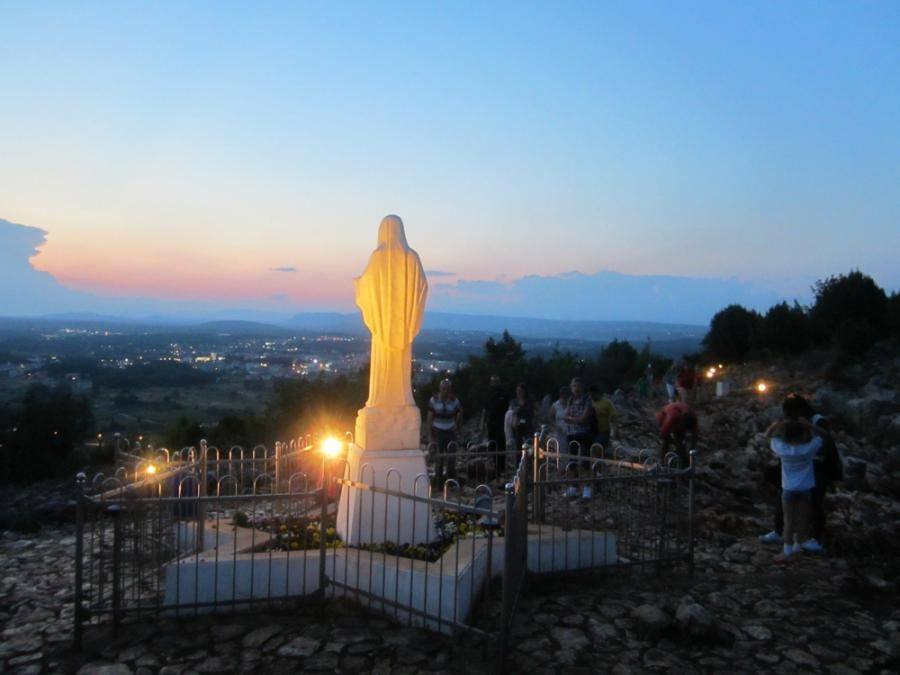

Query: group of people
left=760, top=393, right=843, bottom=563
left=426, top=371, right=698, bottom=484
left=425, top=376, right=618, bottom=487
left=661, top=360, right=700, bottom=404
left=425, top=371, right=844, bottom=563
left=546, top=378, right=617, bottom=452
left=424, top=365, right=845, bottom=563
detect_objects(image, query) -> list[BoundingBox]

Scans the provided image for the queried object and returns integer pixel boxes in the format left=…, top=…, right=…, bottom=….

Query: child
left=766, top=418, right=823, bottom=563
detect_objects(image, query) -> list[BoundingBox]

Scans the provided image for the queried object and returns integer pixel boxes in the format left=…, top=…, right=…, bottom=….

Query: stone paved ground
left=2, top=523, right=898, bottom=674
left=3, top=352, right=899, bottom=673
left=500, top=546, right=899, bottom=674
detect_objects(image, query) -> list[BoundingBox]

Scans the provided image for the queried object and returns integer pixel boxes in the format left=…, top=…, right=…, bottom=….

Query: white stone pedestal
left=336, top=444, right=436, bottom=545
left=354, top=404, right=421, bottom=451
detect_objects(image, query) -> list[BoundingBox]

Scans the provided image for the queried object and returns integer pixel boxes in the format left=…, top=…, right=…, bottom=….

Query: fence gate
left=501, top=450, right=531, bottom=646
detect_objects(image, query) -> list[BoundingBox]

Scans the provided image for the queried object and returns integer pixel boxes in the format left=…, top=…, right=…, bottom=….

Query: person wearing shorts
left=767, top=418, right=823, bottom=564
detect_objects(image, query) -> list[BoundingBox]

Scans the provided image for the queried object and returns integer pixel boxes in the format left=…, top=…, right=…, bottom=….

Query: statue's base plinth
left=336, top=443, right=436, bottom=546
left=354, top=405, right=421, bottom=451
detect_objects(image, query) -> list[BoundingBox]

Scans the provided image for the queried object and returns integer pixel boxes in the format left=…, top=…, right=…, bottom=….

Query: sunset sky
left=1, top=2, right=898, bottom=319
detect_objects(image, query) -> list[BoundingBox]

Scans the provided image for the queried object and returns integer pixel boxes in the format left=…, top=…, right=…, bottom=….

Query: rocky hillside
left=612, top=342, right=900, bottom=571
left=1, top=345, right=898, bottom=673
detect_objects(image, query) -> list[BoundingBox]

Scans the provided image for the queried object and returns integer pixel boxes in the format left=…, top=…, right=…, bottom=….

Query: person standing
left=663, top=362, right=679, bottom=403
left=481, top=375, right=510, bottom=474
left=565, top=378, right=595, bottom=500
left=548, top=385, right=572, bottom=448
left=766, top=418, right=823, bottom=564
left=759, top=394, right=839, bottom=552
left=589, top=385, right=617, bottom=450
left=645, top=362, right=655, bottom=397
left=565, top=377, right=595, bottom=456
left=427, top=379, right=463, bottom=488
left=676, top=361, right=696, bottom=405
left=656, top=400, right=698, bottom=466
left=509, top=383, right=536, bottom=456
left=809, top=415, right=842, bottom=549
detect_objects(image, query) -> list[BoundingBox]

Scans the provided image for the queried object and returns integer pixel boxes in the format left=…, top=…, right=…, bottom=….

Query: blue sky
left=0, top=2, right=898, bottom=322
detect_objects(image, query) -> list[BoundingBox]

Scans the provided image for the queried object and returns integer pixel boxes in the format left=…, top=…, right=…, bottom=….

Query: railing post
left=109, top=505, right=123, bottom=637
left=501, top=482, right=516, bottom=654
left=532, top=432, right=541, bottom=523
left=73, top=473, right=86, bottom=651
left=196, top=439, right=208, bottom=553
left=688, top=449, right=696, bottom=576
left=274, top=441, right=282, bottom=493
left=318, top=454, right=329, bottom=597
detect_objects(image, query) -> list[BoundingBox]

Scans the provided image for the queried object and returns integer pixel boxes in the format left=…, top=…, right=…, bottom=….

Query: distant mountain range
left=284, top=311, right=705, bottom=342
left=6, top=310, right=705, bottom=344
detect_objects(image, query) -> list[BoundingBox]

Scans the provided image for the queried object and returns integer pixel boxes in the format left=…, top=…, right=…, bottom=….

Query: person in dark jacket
left=809, top=414, right=843, bottom=545
left=481, top=375, right=510, bottom=473
left=509, top=382, right=536, bottom=455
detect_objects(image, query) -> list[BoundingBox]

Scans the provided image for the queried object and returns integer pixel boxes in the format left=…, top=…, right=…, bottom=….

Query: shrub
left=757, top=302, right=810, bottom=354
left=0, top=383, right=95, bottom=483
left=837, top=319, right=880, bottom=354
left=703, top=304, right=761, bottom=361
left=811, top=271, right=887, bottom=349
left=594, top=339, right=640, bottom=390
left=887, top=292, right=900, bottom=340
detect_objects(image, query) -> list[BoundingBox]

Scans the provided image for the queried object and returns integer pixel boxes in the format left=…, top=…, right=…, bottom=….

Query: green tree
left=703, top=304, right=761, bottom=361
left=163, top=416, right=205, bottom=451
left=888, top=292, right=900, bottom=340
left=484, top=330, right=525, bottom=364
left=0, top=383, right=95, bottom=483
left=811, top=270, right=887, bottom=351
left=757, top=301, right=810, bottom=354
left=592, top=339, right=640, bottom=390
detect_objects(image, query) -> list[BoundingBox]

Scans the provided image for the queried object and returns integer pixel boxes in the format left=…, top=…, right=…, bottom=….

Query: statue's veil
left=355, top=215, right=427, bottom=352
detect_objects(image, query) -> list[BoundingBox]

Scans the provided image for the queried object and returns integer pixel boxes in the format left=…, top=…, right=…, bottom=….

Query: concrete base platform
left=162, top=526, right=617, bottom=631
left=336, top=444, right=435, bottom=546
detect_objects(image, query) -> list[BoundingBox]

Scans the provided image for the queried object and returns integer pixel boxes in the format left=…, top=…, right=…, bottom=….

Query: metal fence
left=73, top=434, right=694, bottom=658
left=530, top=440, right=695, bottom=574
left=426, top=439, right=518, bottom=487
left=326, top=466, right=500, bottom=635
left=501, top=445, right=531, bottom=646
left=73, top=437, right=504, bottom=649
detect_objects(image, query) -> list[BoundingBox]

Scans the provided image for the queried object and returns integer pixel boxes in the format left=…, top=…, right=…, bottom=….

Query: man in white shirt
left=427, top=379, right=463, bottom=488
left=548, top=385, right=572, bottom=448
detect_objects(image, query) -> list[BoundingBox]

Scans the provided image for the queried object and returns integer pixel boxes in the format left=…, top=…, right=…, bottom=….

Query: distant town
left=0, top=316, right=702, bottom=441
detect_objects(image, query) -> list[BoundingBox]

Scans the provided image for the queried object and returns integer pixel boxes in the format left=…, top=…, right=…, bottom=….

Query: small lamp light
left=321, top=437, right=343, bottom=458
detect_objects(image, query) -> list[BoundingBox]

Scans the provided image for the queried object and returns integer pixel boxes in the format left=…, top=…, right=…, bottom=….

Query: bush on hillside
left=757, top=301, right=810, bottom=354
left=887, top=292, right=900, bottom=340
left=703, top=304, right=760, bottom=361
left=0, top=383, right=95, bottom=483
left=811, top=271, right=887, bottom=351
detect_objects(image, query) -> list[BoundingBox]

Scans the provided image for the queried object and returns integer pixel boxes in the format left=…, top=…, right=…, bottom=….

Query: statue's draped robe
left=355, top=216, right=427, bottom=408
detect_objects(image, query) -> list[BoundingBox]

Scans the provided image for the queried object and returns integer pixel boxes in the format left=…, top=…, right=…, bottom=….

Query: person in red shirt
left=656, top=401, right=698, bottom=466
left=676, top=363, right=697, bottom=405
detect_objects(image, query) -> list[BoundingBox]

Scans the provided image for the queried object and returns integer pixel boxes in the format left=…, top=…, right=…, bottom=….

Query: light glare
left=322, top=437, right=343, bottom=458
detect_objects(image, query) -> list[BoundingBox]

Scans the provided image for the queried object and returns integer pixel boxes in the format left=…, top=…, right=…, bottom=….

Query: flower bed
left=250, top=510, right=501, bottom=561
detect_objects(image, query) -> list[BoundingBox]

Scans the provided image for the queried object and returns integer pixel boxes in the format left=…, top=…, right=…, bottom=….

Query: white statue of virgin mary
left=338, top=215, right=434, bottom=544
left=355, top=215, right=428, bottom=409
